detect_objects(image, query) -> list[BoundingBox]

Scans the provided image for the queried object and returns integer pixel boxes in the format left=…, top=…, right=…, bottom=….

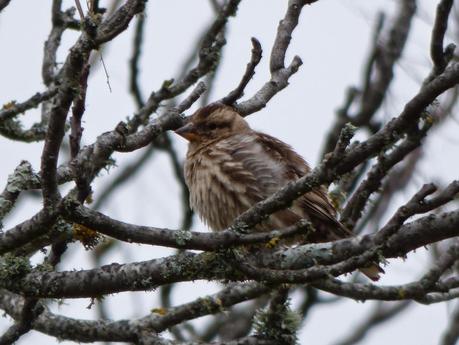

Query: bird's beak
left=175, top=122, right=200, bottom=141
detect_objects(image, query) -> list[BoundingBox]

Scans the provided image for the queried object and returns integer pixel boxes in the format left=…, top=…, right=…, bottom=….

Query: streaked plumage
left=176, top=103, right=380, bottom=280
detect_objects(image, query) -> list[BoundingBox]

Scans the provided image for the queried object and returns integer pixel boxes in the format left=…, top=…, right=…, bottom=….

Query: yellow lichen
left=85, top=193, right=94, bottom=204
left=2, top=101, right=16, bottom=110
left=265, top=237, right=280, bottom=248
left=424, top=114, right=434, bottom=125
left=398, top=288, right=406, bottom=299
left=151, top=307, right=168, bottom=315
left=72, top=223, right=102, bottom=249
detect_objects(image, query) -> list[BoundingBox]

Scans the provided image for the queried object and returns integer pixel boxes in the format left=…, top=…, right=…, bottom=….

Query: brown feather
left=178, top=104, right=382, bottom=280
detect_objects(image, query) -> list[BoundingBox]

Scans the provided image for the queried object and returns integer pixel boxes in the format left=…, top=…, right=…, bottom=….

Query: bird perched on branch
left=175, top=103, right=381, bottom=281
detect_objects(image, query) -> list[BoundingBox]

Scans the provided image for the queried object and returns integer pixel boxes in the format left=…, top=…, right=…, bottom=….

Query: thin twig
left=0, top=88, right=58, bottom=121
left=431, top=0, right=455, bottom=76
left=220, top=37, right=263, bottom=105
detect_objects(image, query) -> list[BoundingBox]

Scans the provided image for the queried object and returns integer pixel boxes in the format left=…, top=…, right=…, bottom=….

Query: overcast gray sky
left=1, top=1, right=458, bottom=344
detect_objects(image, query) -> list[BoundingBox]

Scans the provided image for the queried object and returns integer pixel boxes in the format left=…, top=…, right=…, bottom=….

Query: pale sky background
left=1, top=1, right=459, bottom=344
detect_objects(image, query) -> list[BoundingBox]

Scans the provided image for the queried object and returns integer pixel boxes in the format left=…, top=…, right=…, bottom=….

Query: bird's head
left=175, top=103, right=250, bottom=143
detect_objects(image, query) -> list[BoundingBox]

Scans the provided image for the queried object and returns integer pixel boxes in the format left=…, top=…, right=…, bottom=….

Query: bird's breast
left=184, top=151, right=249, bottom=231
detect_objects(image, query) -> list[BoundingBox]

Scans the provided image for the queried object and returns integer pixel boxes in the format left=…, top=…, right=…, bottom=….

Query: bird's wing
left=215, top=133, right=287, bottom=203
left=206, top=133, right=301, bottom=231
left=254, top=132, right=353, bottom=240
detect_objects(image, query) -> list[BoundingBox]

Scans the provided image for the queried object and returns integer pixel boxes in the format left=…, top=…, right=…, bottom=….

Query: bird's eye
left=207, top=123, right=218, bottom=130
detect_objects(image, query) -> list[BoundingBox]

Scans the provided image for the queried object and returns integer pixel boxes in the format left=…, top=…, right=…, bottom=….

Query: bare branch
left=137, top=282, right=270, bottom=333
left=332, top=301, right=411, bottom=345
left=314, top=241, right=459, bottom=301
left=234, top=0, right=311, bottom=116
left=118, top=82, right=208, bottom=152
left=220, top=37, right=262, bottom=106
left=129, top=14, right=146, bottom=108
left=431, top=0, right=455, bottom=76
left=340, top=128, right=427, bottom=230
left=0, top=283, right=271, bottom=343
left=323, top=0, right=416, bottom=155
left=3, top=207, right=459, bottom=298
left=3, top=1, right=459, bottom=343
left=440, top=302, right=459, bottom=345
left=92, top=144, right=156, bottom=210
left=0, top=298, right=42, bottom=345
left=0, top=0, right=11, bottom=12
left=0, top=161, right=39, bottom=225
left=42, top=1, right=78, bottom=87
left=0, top=88, right=58, bottom=122
left=0, top=210, right=55, bottom=255
left=95, top=0, right=146, bottom=44
left=69, top=64, right=90, bottom=160
left=64, top=201, right=311, bottom=251
left=127, top=0, right=240, bottom=131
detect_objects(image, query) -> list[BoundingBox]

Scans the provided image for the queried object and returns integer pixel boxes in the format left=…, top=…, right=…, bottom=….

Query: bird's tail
left=359, top=264, right=385, bottom=281
left=332, top=221, right=385, bottom=281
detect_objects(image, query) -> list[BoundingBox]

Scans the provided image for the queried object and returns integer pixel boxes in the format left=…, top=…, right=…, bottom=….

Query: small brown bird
left=176, top=103, right=380, bottom=280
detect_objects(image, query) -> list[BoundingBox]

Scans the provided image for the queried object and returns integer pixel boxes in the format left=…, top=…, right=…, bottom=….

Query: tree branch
left=0, top=88, right=58, bottom=122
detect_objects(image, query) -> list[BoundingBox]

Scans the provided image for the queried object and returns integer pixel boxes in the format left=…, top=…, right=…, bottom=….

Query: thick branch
left=0, top=283, right=271, bottom=343
left=2, top=209, right=459, bottom=298
left=95, top=0, right=146, bottom=44
left=64, top=202, right=310, bottom=251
